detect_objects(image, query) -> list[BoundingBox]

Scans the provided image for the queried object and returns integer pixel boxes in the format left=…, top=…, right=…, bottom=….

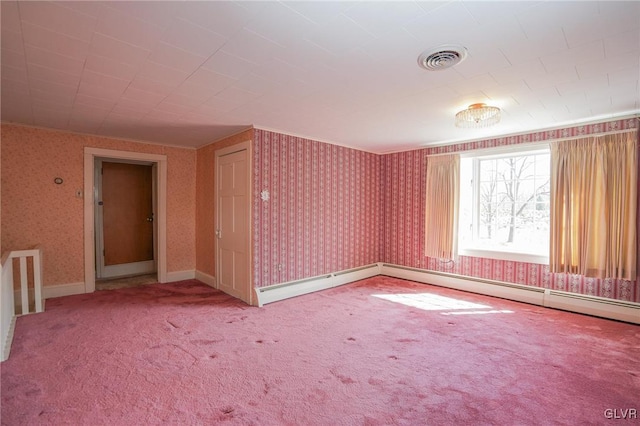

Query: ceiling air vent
left=417, top=45, right=468, bottom=71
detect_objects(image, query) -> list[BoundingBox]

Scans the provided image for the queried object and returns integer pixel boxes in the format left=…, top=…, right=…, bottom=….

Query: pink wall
left=253, top=129, right=381, bottom=287
left=381, top=118, right=640, bottom=303
left=380, top=150, right=427, bottom=269
left=1, top=124, right=196, bottom=286
left=3, top=119, right=635, bottom=304
left=195, top=129, right=253, bottom=278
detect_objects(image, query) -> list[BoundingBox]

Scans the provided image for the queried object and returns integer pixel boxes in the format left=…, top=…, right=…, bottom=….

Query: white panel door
left=216, top=145, right=251, bottom=304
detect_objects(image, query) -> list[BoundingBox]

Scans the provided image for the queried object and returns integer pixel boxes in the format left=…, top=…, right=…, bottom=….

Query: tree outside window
left=459, top=149, right=550, bottom=259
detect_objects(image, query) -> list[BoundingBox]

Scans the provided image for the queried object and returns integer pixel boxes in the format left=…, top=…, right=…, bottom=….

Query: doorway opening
left=94, top=159, right=157, bottom=280
left=84, top=148, right=167, bottom=293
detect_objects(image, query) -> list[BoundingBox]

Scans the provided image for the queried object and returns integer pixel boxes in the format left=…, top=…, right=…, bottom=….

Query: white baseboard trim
left=17, top=272, right=202, bottom=305
left=544, top=290, right=640, bottom=325
left=23, top=266, right=634, bottom=324
left=165, top=270, right=196, bottom=283
left=1, top=315, right=16, bottom=362
left=255, top=263, right=381, bottom=307
left=44, top=282, right=86, bottom=299
left=380, top=263, right=640, bottom=325
left=380, top=264, right=546, bottom=306
left=195, top=271, right=216, bottom=288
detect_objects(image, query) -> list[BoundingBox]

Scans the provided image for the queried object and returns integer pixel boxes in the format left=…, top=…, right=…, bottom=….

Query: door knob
left=146, top=217, right=153, bottom=222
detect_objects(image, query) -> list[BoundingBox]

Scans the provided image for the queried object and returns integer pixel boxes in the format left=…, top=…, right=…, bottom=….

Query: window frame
left=458, top=143, right=551, bottom=264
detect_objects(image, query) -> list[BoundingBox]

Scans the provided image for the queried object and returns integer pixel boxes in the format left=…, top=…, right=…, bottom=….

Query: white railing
left=1, top=246, right=44, bottom=361
left=1, top=251, right=15, bottom=362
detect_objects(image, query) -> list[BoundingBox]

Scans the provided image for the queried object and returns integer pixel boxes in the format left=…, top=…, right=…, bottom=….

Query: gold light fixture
left=455, top=103, right=501, bottom=128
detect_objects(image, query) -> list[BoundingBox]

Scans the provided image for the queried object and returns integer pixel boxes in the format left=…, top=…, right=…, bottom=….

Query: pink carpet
left=1, top=277, right=639, bottom=425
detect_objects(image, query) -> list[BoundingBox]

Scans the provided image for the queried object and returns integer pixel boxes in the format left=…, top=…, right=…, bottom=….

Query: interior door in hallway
left=97, top=161, right=156, bottom=279
left=216, top=144, right=252, bottom=305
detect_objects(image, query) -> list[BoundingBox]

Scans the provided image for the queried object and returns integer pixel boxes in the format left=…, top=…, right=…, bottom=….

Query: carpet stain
left=331, top=369, right=356, bottom=384
left=396, top=338, right=419, bottom=343
left=347, top=337, right=356, bottom=341
left=339, top=376, right=356, bottom=384
left=388, top=355, right=399, bottom=360
left=220, top=406, right=235, bottom=414
left=254, top=339, right=279, bottom=345
left=191, top=339, right=221, bottom=345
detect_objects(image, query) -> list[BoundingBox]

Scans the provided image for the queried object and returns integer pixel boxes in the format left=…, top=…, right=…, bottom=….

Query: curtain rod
left=547, top=127, right=637, bottom=143
left=426, top=127, right=638, bottom=158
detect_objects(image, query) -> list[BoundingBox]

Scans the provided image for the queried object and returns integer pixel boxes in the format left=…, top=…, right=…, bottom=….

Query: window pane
left=458, top=149, right=550, bottom=258
left=479, top=159, right=496, bottom=181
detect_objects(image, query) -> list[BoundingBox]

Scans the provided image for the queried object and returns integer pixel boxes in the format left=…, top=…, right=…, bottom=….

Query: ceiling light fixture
left=455, top=103, right=501, bottom=128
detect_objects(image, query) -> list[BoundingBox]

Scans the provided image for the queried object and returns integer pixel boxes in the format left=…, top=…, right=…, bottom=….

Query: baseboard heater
left=380, top=263, right=639, bottom=325
left=253, top=263, right=638, bottom=323
left=255, top=264, right=380, bottom=307
left=544, top=290, right=639, bottom=324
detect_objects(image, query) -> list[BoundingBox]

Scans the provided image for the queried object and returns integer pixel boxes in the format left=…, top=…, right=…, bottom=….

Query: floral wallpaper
left=381, top=118, right=640, bottom=303
left=253, top=129, right=381, bottom=287
left=1, top=124, right=196, bottom=286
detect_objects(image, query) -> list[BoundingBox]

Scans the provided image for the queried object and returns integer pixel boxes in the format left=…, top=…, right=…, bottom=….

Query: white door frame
left=214, top=140, right=253, bottom=305
left=84, top=148, right=167, bottom=293
left=94, top=158, right=157, bottom=279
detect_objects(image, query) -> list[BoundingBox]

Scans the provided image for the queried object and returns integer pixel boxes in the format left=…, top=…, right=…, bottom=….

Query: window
left=458, top=146, right=550, bottom=263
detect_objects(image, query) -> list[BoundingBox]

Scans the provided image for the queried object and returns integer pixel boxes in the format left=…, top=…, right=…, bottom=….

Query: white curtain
left=425, top=154, right=460, bottom=260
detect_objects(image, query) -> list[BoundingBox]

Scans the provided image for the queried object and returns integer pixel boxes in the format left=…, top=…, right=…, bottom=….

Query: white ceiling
left=1, top=1, right=639, bottom=153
